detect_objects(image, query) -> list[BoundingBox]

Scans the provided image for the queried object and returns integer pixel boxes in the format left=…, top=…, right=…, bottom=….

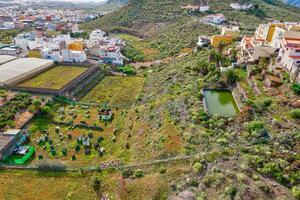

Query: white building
left=199, top=6, right=210, bottom=12
left=230, top=3, right=252, bottom=11
left=0, top=45, right=27, bottom=58
left=277, top=31, right=300, bottom=81
left=62, top=49, right=87, bottom=63
left=14, top=32, right=36, bottom=50
left=197, top=36, right=211, bottom=47
left=41, top=48, right=63, bottom=62
left=238, top=36, right=275, bottom=63
left=90, top=29, right=106, bottom=43
left=201, top=14, right=226, bottom=25
left=271, top=27, right=286, bottom=49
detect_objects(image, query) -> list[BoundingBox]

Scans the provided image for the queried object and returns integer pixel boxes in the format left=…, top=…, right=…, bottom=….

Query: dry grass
left=82, top=76, right=144, bottom=109
left=0, top=170, right=96, bottom=200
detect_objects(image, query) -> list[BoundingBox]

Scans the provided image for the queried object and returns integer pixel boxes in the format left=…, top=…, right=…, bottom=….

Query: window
left=296, top=50, right=300, bottom=53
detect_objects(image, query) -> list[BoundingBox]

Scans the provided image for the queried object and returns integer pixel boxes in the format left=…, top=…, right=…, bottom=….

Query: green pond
left=203, top=89, right=239, bottom=117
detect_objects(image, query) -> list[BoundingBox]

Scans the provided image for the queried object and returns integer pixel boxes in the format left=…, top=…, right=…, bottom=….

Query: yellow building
left=211, top=35, right=234, bottom=47
left=68, top=41, right=84, bottom=51
left=266, top=23, right=286, bottom=42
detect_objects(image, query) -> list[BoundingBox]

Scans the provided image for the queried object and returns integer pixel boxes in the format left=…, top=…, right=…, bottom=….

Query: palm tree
left=209, top=49, right=222, bottom=68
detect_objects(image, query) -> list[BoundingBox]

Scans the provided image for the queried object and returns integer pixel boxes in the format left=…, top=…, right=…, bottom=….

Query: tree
left=41, top=106, right=52, bottom=117
left=194, top=59, right=209, bottom=75
left=209, top=49, right=222, bottom=68
left=33, top=100, right=42, bottom=108
left=224, top=69, right=239, bottom=85
left=92, top=177, right=101, bottom=197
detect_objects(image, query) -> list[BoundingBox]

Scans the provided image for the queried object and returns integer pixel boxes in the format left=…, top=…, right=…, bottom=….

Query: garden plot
left=28, top=117, right=130, bottom=166
left=17, top=66, right=87, bottom=90
left=82, top=76, right=144, bottom=109
left=53, top=104, right=112, bottom=127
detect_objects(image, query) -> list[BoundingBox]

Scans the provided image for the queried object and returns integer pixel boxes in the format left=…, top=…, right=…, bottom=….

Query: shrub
left=117, top=65, right=136, bottom=75
left=159, top=166, right=166, bottom=174
left=291, top=83, right=300, bottom=95
left=41, top=106, right=52, bottom=117
left=247, top=121, right=265, bottom=133
left=256, top=181, right=272, bottom=193
left=193, top=162, right=203, bottom=173
left=225, top=69, right=240, bottom=85
left=122, top=168, right=133, bottom=178
left=290, top=109, right=300, bottom=119
left=292, top=186, right=300, bottom=200
left=225, top=186, right=237, bottom=199
left=133, top=169, right=144, bottom=178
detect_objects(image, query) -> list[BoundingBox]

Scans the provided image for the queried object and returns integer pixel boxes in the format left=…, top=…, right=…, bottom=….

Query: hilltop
left=81, top=0, right=300, bottom=59
left=82, top=0, right=300, bottom=36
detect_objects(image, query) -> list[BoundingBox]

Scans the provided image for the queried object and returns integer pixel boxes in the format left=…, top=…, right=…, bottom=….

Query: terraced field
left=18, top=66, right=87, bottom=90
left=82, top=76, right=144, bottom=109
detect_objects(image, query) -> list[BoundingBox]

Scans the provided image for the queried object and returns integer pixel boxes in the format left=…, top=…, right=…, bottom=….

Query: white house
left=0, top=45, right=27, bottom=58
left=271, top=27, right=286, bottom=49
left=202, top=14, right=226, bottom=25
left=197, top=36, right=211, bottom=47
left=62, top=49, right=87, bottom=63
left=90, top=29, right=106, bottom=43
left=199, top=6, right=210, bottom=12
left=41, top=48, right=63, bottom=62
left=230, top=3, right=252, bottom=11
left=277, top=31, right=300, bottom=81
left=238, top=36, right=275, bottom=63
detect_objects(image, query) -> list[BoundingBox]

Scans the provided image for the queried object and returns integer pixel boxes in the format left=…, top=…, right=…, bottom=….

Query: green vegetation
left=18, top=66, right=87, bottom=89
left=289, top=109, right=300, bottom=119
left=82, top=76, right=143, bottom=108
left=117, top=65, right=136, bottom=75
left=291, top=83, right=300, bottom=95
left=0, top=93, right=32, bottom=128
left=0, top=30, right=21, bottom=44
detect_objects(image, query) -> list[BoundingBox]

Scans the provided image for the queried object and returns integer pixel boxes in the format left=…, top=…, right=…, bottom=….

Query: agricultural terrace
left=82, top=76, right=144, bottom=109
left=18, top=66, right=87, bottom=90
left=0, top=170, right=96, bottom=200
left=116, top=34, right=160, bottom=62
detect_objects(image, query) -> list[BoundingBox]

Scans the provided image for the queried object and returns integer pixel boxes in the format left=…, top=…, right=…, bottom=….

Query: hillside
left=82, top=0, right=300, bottom=34
left=283, top=0, right=300, bottom=7
left=81, top=0, right=300, bottom=59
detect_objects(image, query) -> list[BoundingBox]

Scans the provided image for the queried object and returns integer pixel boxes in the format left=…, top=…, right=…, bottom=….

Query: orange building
left=68, top=41, right=83, bottom=51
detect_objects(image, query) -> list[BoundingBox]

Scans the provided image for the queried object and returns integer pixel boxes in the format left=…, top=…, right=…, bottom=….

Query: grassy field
left=18, top=66, right=87, bottom=90
left=0, top=170, right=96, bottom=200
left=27, top=50, right=41, bottom=58
left=28, top=115, right=131, bottom=166
left=82, top=76, right=144, bottom=109
left=116, top=34, right=160, bottom=61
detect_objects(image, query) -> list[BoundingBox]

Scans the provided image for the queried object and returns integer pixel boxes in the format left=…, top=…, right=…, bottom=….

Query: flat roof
left=0, top=55, right=17, bottom=64
left=0, top=134, right=15, bottom=151
left=0, top=57, right=54, bottom=84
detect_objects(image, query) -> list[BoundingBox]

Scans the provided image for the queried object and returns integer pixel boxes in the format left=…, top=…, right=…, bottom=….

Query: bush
left=291, top=83, right=300, bottom=95
left=224, top=69, right=240, bottom=85
left=193, top=162, right=203, bottom=173
left=247, top=121, right=265, bottom=133
left=41, top=106, right=52, bottom=117
left=117, top=65, right=136, bottom=75
left=159, top=166, right=166, bottom=174
left=290, top=109, right=300, bottom=119
left=122, top=168, right=133, bottom=178
left=292, top=186, right=300, bottom=200
left=133, top=169, right=144, bottom=178
left=225, top=186, right=237, bottom=199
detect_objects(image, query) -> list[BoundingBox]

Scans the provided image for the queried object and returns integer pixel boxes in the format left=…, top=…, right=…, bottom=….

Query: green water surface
left=203, top=89, right=239, bottom=116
